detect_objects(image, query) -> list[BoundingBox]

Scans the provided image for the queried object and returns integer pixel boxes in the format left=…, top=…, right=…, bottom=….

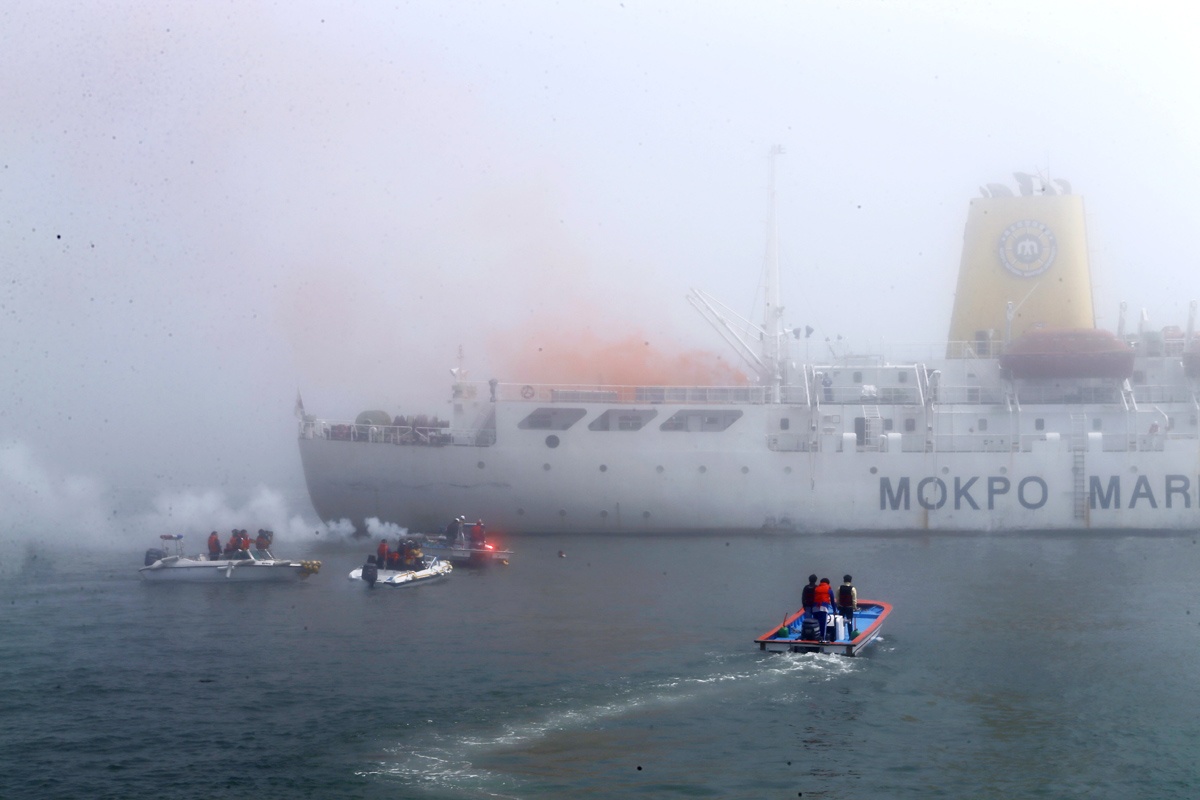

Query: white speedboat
left=349, top=555, right=452, bottom=587
left=139, top=535, right=321, bottom=582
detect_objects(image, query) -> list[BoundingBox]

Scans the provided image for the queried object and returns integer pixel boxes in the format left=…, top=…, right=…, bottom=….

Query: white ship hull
left=298, top=395, right=1200, bottom=534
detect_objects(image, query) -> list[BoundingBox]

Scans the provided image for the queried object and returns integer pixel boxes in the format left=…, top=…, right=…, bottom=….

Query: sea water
left=2, top=533, right=1199, bottom=799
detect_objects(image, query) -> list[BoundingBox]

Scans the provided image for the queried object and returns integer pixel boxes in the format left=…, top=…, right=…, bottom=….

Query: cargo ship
left=298, top=169, right=1200, bottom=534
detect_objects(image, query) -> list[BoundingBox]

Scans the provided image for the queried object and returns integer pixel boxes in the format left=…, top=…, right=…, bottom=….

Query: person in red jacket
left=377, top=539, right=390, bottom=572
left=224, top=531, right=240, bottom=557
left=812, top=578, right=836, bottom=642
left=207, top=532, right=222, bottom=561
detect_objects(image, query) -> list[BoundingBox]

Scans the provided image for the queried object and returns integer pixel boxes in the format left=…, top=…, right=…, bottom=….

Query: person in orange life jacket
left=801, top=574, right=818, bottom=615
left=224, top=531, right=240, bottom=556
left=237, top=530, right=252, bottom=558
left=206, top=531, right=221, bottom=561
left=812, top=578, right=836, bottom=642
left=255, top=529, right=271, bottom=551
left=377, top=539, right=390, bottom=571
left=836, top=575, right=858, bottom=632
left=386, top=550, right=401, bottom=570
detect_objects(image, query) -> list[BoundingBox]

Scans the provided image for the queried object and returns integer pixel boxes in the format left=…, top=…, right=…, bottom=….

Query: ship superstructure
left=298, top=171, right=1200, bottom=534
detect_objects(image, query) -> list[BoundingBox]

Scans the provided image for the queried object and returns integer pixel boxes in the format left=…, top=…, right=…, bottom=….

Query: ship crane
left=687, top=145, right=790, bottom=402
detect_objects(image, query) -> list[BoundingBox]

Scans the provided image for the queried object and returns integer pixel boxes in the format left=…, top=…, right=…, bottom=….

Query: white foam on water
left=378, top=649, right=862, bottom=794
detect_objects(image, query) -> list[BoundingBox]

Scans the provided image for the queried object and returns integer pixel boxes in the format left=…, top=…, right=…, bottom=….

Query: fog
left=4, top=1, right=1200, bottom=537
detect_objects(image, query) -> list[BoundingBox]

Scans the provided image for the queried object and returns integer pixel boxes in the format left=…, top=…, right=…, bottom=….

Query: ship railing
left=1130, top=385, right=1194, bottom=404
left=299, top=420, right=493, bottom=446
left=492, top=382, right=770, bottom=405
left=926, top=434, right=1015, bottom=453
left=813, top=385, right=923, bottom=405
left=932, top=386, right=1007, bottom=404
left=1012, top=385, right=1124, bottom=405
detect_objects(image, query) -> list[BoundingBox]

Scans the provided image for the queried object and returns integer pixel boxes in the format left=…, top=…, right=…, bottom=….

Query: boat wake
left=365, top=650, right=861, bottom=795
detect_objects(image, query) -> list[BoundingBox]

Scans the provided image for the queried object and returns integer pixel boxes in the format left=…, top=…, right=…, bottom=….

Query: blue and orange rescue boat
left=755, top=601, right=893, bottom=657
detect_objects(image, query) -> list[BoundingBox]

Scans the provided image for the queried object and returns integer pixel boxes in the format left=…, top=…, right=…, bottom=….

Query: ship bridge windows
left=659, top=409, right=744, bottom=432
left=588, top=409, right=658, bottom=431
left=904, top=418, right=916, bottom=432
left=518, top=408, right=587, bottom=431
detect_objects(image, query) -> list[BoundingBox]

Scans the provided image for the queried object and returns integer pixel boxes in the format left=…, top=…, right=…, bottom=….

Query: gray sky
left=3, top=1, right=1200, bottom=526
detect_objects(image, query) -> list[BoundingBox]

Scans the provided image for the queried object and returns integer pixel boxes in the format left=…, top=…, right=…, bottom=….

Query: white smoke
left=364, top=517, right=408, bottom=540
left=0, top=442, right=359, bottom=550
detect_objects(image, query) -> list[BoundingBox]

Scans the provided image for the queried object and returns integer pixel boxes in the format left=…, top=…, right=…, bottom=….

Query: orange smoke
left=492, top=328, right=748, bottom=386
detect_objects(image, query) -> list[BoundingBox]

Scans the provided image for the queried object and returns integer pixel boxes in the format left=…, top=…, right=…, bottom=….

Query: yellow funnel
left=947, top=192, right=1094, bottom=357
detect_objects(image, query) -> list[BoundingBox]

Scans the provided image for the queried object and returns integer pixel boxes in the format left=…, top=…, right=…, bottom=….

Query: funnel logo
left=999, top=220, right=1057, bottom=277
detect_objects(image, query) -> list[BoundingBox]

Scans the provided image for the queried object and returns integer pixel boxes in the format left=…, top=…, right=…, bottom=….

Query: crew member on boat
left=255, top=529, right=272, bottom=551
left=837, top=575, right=858, bottom=632
left=403, top=539, right=422, bottom=568
left=813, top=578, right=836, bottom=642
left=801, top=574, right=818, bottom=615
left=224, top=530, right=241, bottom=557
left=446, top=517, right=461, bottom=545
left=208, top=531, right=221, bottom=561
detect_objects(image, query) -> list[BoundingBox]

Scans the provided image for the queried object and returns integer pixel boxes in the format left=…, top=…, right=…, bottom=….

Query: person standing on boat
left=207, top=532, right=221, bottom=561
left=377, top=538, right=390, bottom=571
left=255, top=529, right=271, bottom=551
left=801, top=574, right=818, bottom=615
left=446, top=517, right=461, bottom=545
left=837, top=575, right=858, bottom=632
left=224, top=531, right=240, bottom=557
left=812, top=578, right=836, bottom=642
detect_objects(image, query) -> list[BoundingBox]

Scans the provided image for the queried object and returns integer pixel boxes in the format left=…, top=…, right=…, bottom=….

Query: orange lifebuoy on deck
left=520, top=385, right=535, bottom=399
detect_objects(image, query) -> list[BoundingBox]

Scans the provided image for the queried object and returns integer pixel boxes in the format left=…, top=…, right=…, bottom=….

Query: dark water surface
left=3, top=533, right=1199, bottom=799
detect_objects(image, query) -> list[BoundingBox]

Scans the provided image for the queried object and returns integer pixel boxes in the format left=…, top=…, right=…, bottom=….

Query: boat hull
left=139, top=558, right=311, bottom=582
left=756, top=600, right=892, bottom=657
left=298, top=416, right=1200, bottom=534
left=349, top=562, right=451, bottom=586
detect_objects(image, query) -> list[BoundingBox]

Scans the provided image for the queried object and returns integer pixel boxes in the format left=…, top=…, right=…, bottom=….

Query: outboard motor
left=144, top=548, right=165, bottom=566
left=800, top=617, right=820, bottom=641
left=362, top=556, right=378, bottom=588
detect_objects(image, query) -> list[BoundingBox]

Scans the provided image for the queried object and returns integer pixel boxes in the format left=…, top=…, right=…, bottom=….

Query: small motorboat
left=754, top=601, right=892, bottom=657
left=421, top=536, right=512, bottom=565
left=139, top=535, right=321, bottom=582
left=350, top=555, right=452, bottom=588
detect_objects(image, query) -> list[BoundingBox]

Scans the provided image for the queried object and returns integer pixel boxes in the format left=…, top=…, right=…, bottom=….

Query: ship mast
left=763, top=145, right=786, bottom=402
left=686, top=145, right=790, bottom=402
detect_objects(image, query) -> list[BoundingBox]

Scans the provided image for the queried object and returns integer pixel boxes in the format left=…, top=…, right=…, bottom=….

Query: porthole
left=477, top=461, right=485, bottom=469
left=869, top=467, right=878, bottom=475
left=600, top=510, right=608, bottom=519
left=941, top=466, right=949, bottom=475
left=543, top=463, right=551, bottom=471
left=1130, top=465, right=1138, bottom=473
left=784, top=466, right=793, bottom=475
left=599, top=464, right=607, bottom=472
left=545, top=435, right=560, bottom=448
left=999, top=467, right=1007, bottom=475
left=699, top=465, right=707, bottom=473
left=741, top=466, right=749, bottom=474
left=642, top=511, right=651, bottom=519
left=655, top=465, right=664, bottom=474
